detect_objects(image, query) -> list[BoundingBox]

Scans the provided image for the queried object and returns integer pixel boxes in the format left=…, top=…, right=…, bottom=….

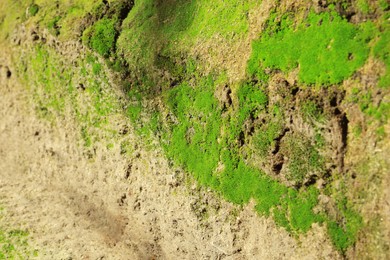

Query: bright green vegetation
left=28, top=4, right=39, bottom=17
left=102, top=2, right=378, bottom=252
left=27, top=45, right=68, bottom=116
left=249, top=11, right=371, bottom=85
left=171, top=0, right=256, bottom=40
left=0, top=208, right=37, bottom=259
left=0, top=0, right=124, bottom=41
left=83, top=18, right=117, bottom=57
left=125, top=90, right=143, bottom=123
left=379, top=0, right=389, bottom=11
left=327, top=203, right=363, bottom=251
left=0, top=1, right=28, bottom=40
left=237, top=83, right=268, bottom=125
left=0, top=229, right=36, bottom=259
left=254, top=119, right=283, bottom=157
left=325, top=182, right=364, bottom=252
left=47, top=16, right=61, bottom=36
left=357, top=0, right=370, bottom=14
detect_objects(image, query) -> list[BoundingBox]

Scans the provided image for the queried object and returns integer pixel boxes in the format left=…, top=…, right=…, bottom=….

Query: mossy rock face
left=2, top=0, right=389, bottom=256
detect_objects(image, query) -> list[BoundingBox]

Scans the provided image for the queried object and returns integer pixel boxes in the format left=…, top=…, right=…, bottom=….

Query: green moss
left=0, top=208, right=37, bottom=259
left=17, top=42, right=120, bottom=154
left=92, top=62, right=102, bottom=75
left=220, top=162, right=259, bottom=205
left=376, top=126, right=386, bottom=138
left=116, top=0, right=156, bottom=76
left=126, top=103, right=142, bottom=123
left=152, top=65, right=364, bottom=249
left=164, top=76, right=222, bottom=188
left=0, top=1, right=29, bottom=40
left=47, top=16, right=62, bottom=36
left=288, top=188, right=320, bottom=232
left=327, top=202, right=363, bottom=252
left=373, top=23, right=390, bottom=88
left=254, top=120, right=284, bottom=157
left=249, top=11, right=370, bottom=85
left=285, top=135, right=324, bottom=185
left=273, top=205, right=291, bottom=231
left=160, top=71, right=328, bottom=236
left=83, top=18, right=118, bottom=58
left=81, top=127, right=92, bottom=147
left=314, top=132, right=326, bottom=148
left=379, top=0, right=389, bottom=11
left=357, top=0, right=370, bottom=14
left=237, top=83, right=268, bottom=124
left=351, top=89, right=390, bottom=123
left=180, top=0, right=254, bottom=40
left=254, top=176, right=288, bottom=216
left=301, top=100, right=325, bottom=123
left=28, top=4, right=39, bottom=17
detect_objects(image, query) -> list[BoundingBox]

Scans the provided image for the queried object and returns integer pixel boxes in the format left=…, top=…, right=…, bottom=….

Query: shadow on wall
left=156, top=0, right=197, bottom=32
left=118, top=0, right=197, bottom=95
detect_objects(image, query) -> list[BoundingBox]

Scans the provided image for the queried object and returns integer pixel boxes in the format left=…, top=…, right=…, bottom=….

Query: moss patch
left=249, top=11, right=371, bottom=85
left=83, top=18, right=118, bottom=58
left=0, top=208, right=37, bottom=259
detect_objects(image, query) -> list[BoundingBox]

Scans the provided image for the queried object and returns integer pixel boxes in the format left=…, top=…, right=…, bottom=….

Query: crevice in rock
left=340, top=113, right=349, bottom=152
left=272, top=160, right=284, bottom=174
left=113, top=1, right=134, bottom=22
left=238, top=131, right=245, bottom=147
left=225, top=85, right=233, bottom=107
left=330, top=96, right=337, bottom=107
left=269, top=128, right=290, bottom=176
left=334, top=107, right=341, bottom=116
left=118, top=193, right=127, bottom=206
left=272, top=128, right=290, bottom=155
left=304, top=175, right=318, bottom=187
left=291, top=87, right=299, bottom=96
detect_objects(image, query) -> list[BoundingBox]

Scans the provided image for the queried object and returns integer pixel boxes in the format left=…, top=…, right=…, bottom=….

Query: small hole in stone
left=334, top=108, right=341, bottom=116
left=291, top=87, right=299, bottom=96
left=273, top=162, right=283, bottom=174
left=78, top=83, right=85, bottom=91
left=330, top=96, right=337, bottom=107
